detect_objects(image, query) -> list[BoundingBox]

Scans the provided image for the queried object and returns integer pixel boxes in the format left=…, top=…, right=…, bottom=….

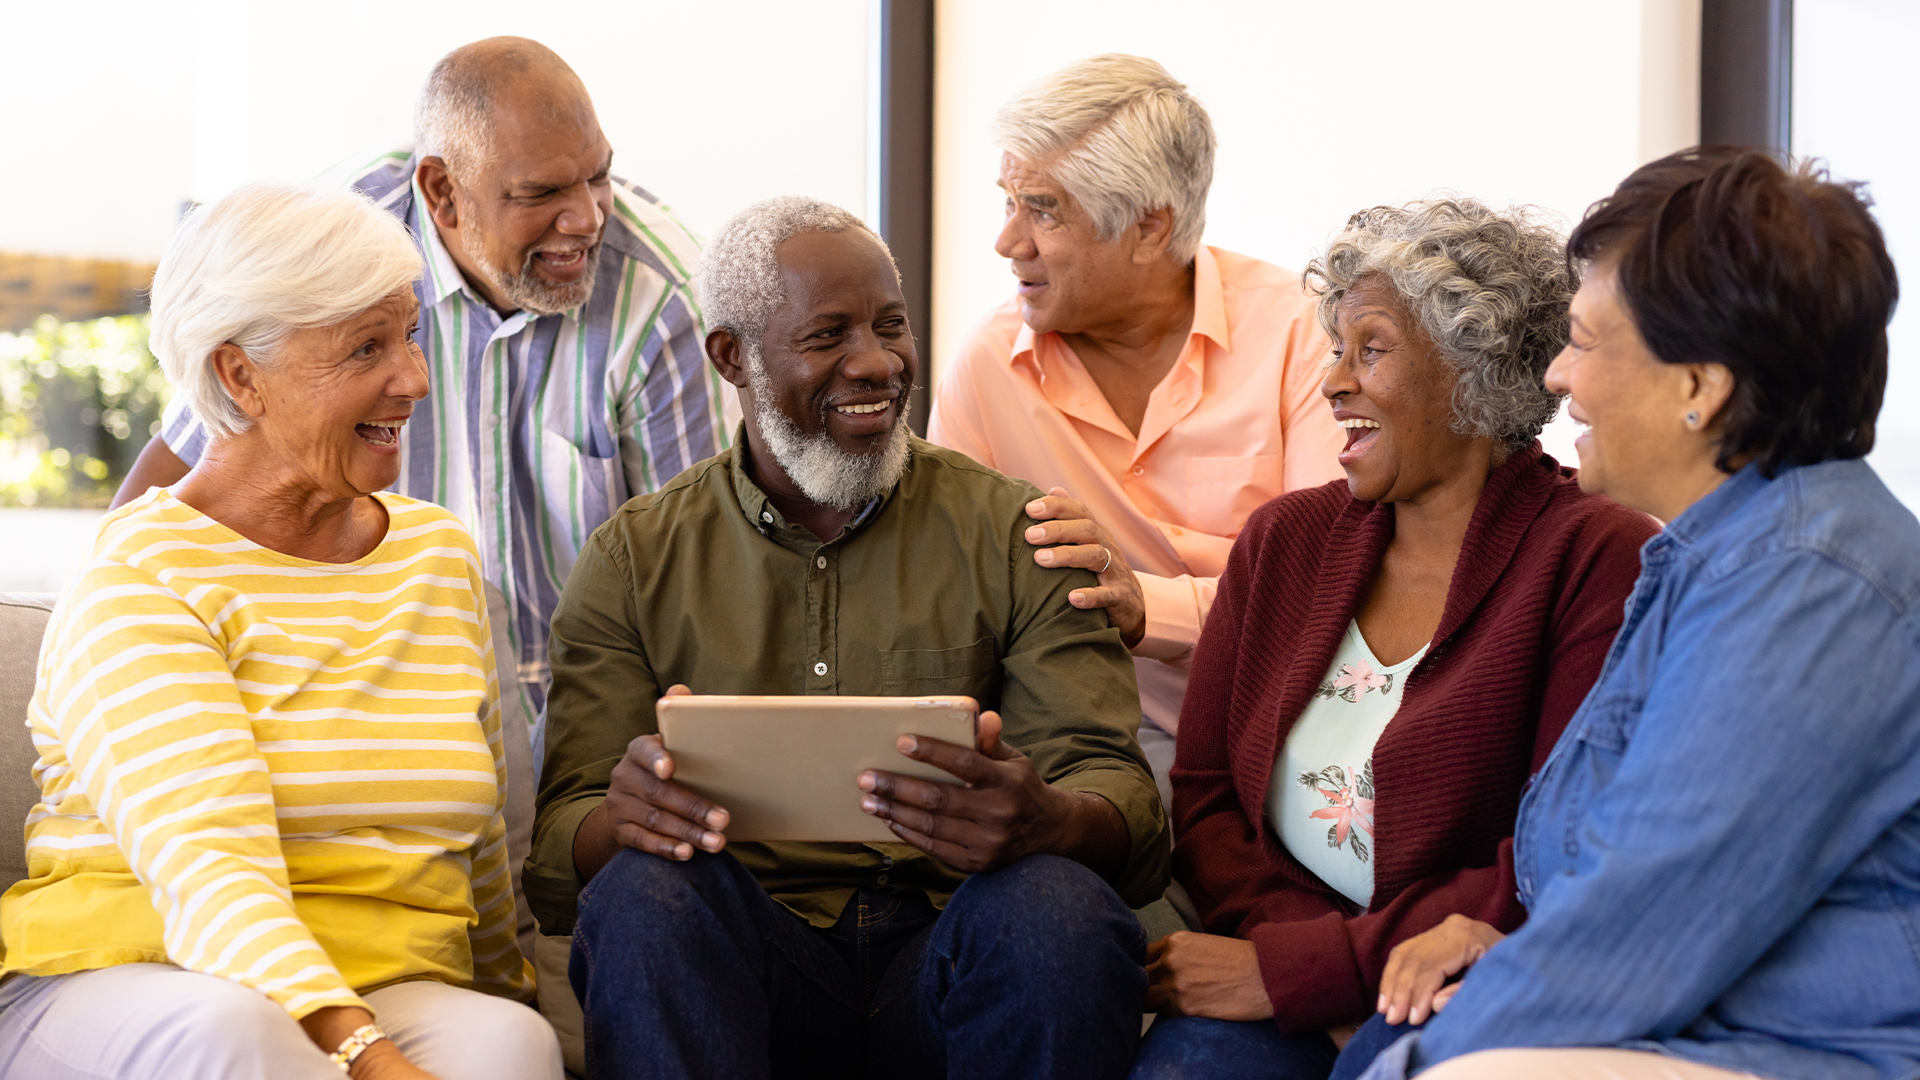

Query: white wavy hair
left=991, top=54, right=1216, bottom=262
left=148, top=182, right=422, bottom=439
left=699, top=196, right=910, bottom=510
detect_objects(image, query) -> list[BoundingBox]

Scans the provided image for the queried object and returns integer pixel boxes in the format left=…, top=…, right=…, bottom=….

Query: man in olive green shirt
left=529, top=196, right=1167, bottom=1079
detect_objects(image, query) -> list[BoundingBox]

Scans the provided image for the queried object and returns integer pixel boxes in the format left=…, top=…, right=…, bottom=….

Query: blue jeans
left=571, top=848, right=1148, bottom=1079
left=1132, top=1011, right=1416, bottom=1080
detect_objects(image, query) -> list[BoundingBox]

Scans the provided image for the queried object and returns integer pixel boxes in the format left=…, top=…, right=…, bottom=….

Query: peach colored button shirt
left=930, top=246, right=1346, bottom=736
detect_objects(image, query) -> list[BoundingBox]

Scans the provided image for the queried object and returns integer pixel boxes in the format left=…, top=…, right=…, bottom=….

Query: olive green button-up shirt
left=526, top=435, right=1168, bottom=934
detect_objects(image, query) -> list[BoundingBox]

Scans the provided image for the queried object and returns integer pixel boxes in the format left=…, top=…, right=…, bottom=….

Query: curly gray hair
left=1303, top=199, right=1575, bottom=450
left=699, top=196, right=898, bottom=348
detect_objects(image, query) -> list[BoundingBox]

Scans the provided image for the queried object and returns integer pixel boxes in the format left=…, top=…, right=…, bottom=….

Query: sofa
left=0, top=592, right=1182, bottom=1074
left=0, top=594, right=52, bottom=901
left=0, top=591, right=592, bottom=1074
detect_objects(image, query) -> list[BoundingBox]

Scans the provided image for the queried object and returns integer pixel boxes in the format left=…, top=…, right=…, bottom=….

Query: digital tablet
left=654, top=695, right=980, bottom=842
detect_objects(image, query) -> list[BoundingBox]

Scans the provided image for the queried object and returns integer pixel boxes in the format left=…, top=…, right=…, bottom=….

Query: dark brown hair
left=1567, top=147, right=1898, bottom=475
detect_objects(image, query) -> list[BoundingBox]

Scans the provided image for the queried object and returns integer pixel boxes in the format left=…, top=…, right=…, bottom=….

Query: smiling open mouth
left=835, top=401, right=890, bottom=416
left=1340, top=417, right=1380, bottom=452
left=356, top=421, right=403, bottom=447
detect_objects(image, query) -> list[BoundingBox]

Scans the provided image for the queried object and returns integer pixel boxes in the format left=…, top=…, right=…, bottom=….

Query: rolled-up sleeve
left=999, top=500, right=1171, bottom=907
left=1134, top=570, right=1212, bottom=667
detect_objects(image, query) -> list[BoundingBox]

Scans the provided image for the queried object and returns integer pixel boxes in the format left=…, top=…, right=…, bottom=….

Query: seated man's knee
left=945, top=854, right=1143, bottom=962
left=580, top=849, right=736, bottom=924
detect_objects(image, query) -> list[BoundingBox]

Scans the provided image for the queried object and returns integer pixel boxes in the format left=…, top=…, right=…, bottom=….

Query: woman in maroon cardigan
left=1134, top=200, right=1657, bottom=1080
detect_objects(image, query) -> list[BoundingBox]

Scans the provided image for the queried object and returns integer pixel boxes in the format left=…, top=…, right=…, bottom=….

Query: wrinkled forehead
left=481, top=80, right=608, bottom=170
left=1337, top=276, right=1414, bottom=330
left=997, top=152, right=1065, bottom=201
left=769, top=230, right=905, bottom=320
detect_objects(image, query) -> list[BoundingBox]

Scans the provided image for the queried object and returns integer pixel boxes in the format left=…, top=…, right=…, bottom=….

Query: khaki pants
left=1424, top=1048, right=1761, bottom=1080
left=0, top=964, right=562, bottom=1080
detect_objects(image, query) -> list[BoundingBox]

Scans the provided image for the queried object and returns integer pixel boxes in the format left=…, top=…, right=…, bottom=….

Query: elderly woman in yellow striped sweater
left=0, top=184, right=561, bottom=1080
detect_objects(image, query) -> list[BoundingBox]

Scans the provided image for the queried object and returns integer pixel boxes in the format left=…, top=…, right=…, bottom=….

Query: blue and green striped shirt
left=160, top=149, right=728, bottom=739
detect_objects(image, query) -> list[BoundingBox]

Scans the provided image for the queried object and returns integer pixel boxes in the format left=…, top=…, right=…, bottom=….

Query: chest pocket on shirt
left=543, top=421, right=617, bottom=461
left=1567, top=692, right=1645, bottom=758
left=1185, top=454, right=1285, bottom=539
left=880, top=636, right=999, bottom=702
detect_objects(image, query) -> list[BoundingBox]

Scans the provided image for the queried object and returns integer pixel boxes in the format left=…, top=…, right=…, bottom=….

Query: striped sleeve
left=609, top=186, right=725, bottom=491
left=157, top=391, right=211, bottom=468
left=462, top=569, right=535, bottom=1000
left=39, top=560, right=362, bottom=1018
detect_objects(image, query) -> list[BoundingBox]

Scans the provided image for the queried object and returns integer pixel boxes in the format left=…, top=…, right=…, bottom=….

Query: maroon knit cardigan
left=1170, top=444, right=1656, bottom=1031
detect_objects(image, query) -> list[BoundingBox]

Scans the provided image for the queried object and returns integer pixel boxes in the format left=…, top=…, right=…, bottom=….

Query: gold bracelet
left=329, top=1023, right=387, bottom=1074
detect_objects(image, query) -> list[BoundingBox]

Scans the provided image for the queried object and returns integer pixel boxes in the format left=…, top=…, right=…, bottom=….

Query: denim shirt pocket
left=1524, top=691, right=1645, bottom=890
left=1570, top=691, right=1643, bottom=755
left=879, top=636, right=1000, bottom=702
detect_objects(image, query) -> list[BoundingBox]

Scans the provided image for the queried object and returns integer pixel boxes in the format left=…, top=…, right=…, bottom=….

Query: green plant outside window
left=1, top=313, right=169, bottom=508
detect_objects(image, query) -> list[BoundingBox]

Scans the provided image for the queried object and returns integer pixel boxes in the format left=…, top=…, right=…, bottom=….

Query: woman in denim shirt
left=1358, top=149, right=1920, bottom=1080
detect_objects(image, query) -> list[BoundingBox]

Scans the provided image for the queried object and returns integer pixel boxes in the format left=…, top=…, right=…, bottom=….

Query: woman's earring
left=1685, top=410, right=1701, bottom=428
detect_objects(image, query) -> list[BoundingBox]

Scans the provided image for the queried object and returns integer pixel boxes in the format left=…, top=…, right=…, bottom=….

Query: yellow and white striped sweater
left=2, top=489, right=532, bottom=1018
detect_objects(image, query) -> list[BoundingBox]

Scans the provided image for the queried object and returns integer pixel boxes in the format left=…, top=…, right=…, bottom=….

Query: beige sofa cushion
left=535, top=933, right=586, bottom=1077
left=0, top=594, right=54, bottom=894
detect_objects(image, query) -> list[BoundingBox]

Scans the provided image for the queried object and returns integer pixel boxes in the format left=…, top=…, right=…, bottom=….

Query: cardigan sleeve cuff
left=1249, top=912, right=1371, bottom=1031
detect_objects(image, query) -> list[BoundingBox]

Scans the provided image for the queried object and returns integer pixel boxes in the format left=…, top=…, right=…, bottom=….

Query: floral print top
left=1265, top=619, right=1428, bottom=908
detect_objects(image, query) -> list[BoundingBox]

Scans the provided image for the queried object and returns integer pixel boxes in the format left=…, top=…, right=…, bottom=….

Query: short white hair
left=991, top=54, right=1215, bottom=262
left=699, top=196, right=898, bottom=347
left=414, top=58, right=495, bottom=181
left=148, top=182, right=422, bottom=439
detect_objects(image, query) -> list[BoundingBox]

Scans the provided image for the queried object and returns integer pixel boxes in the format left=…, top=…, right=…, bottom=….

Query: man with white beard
left=529, top=197, right=1169, bottom=1079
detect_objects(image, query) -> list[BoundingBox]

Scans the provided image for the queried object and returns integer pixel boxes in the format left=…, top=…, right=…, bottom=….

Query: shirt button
left=875, top=873, right=889, bottom=886
left=760, top=511, right=773, bottom=524
left=880, top=855, right=894, bottom=868
left=816, top=555, right=827, bottom=569
left=813, top=661, right=828, bottom=676
left=1130, top=465, right=1145, bottom=476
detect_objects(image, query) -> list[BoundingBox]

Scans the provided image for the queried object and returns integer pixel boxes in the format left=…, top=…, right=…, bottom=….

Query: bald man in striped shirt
left=116, top=37, right=725, bottom=750
left=113, top=39, right=727, bottom=961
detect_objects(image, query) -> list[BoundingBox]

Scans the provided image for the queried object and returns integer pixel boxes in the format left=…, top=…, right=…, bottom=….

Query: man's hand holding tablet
left=573, top=686, right=1134, bottom=880
left=574, top=686, right=729, bottom=874
left=857, top=710, right=1084, bottom=874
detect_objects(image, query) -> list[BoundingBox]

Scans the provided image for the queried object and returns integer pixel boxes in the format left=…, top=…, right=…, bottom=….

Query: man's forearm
left=571, top=800, right=620, bottom=884
left=1052, top=789, right=1131, bottom=881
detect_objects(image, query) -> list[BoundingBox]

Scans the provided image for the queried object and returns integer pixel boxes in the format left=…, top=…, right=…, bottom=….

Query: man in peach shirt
left=930, top=55, right=1344, bottom=806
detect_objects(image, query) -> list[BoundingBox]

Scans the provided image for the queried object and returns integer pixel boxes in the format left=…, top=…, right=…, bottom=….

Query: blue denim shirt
left=1362, top=459, right=1920, bottom=1080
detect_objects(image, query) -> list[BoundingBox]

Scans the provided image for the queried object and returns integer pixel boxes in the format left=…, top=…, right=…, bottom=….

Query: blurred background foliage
left=0, top=313, right=168, bottom=507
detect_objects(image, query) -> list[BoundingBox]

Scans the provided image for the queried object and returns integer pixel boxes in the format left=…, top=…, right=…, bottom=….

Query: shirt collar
left=1655, top=460, right=1774, bottom=549
left=726, top=426, right=897, bottom=544
left=1009, top=244, right=1230, bottom=370
left=408, top=168, right=482, bottom=307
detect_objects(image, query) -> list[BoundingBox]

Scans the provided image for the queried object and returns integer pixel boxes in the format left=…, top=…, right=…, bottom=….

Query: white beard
left=746, top=343, right=912, bottom=512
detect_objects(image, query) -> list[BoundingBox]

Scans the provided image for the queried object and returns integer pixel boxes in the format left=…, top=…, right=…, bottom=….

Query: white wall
left=0, top=0, right=871, bottom=261
left=1795, top=1, right=1920, bottom=511
left=932, top=0, right=1701, bottom=463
